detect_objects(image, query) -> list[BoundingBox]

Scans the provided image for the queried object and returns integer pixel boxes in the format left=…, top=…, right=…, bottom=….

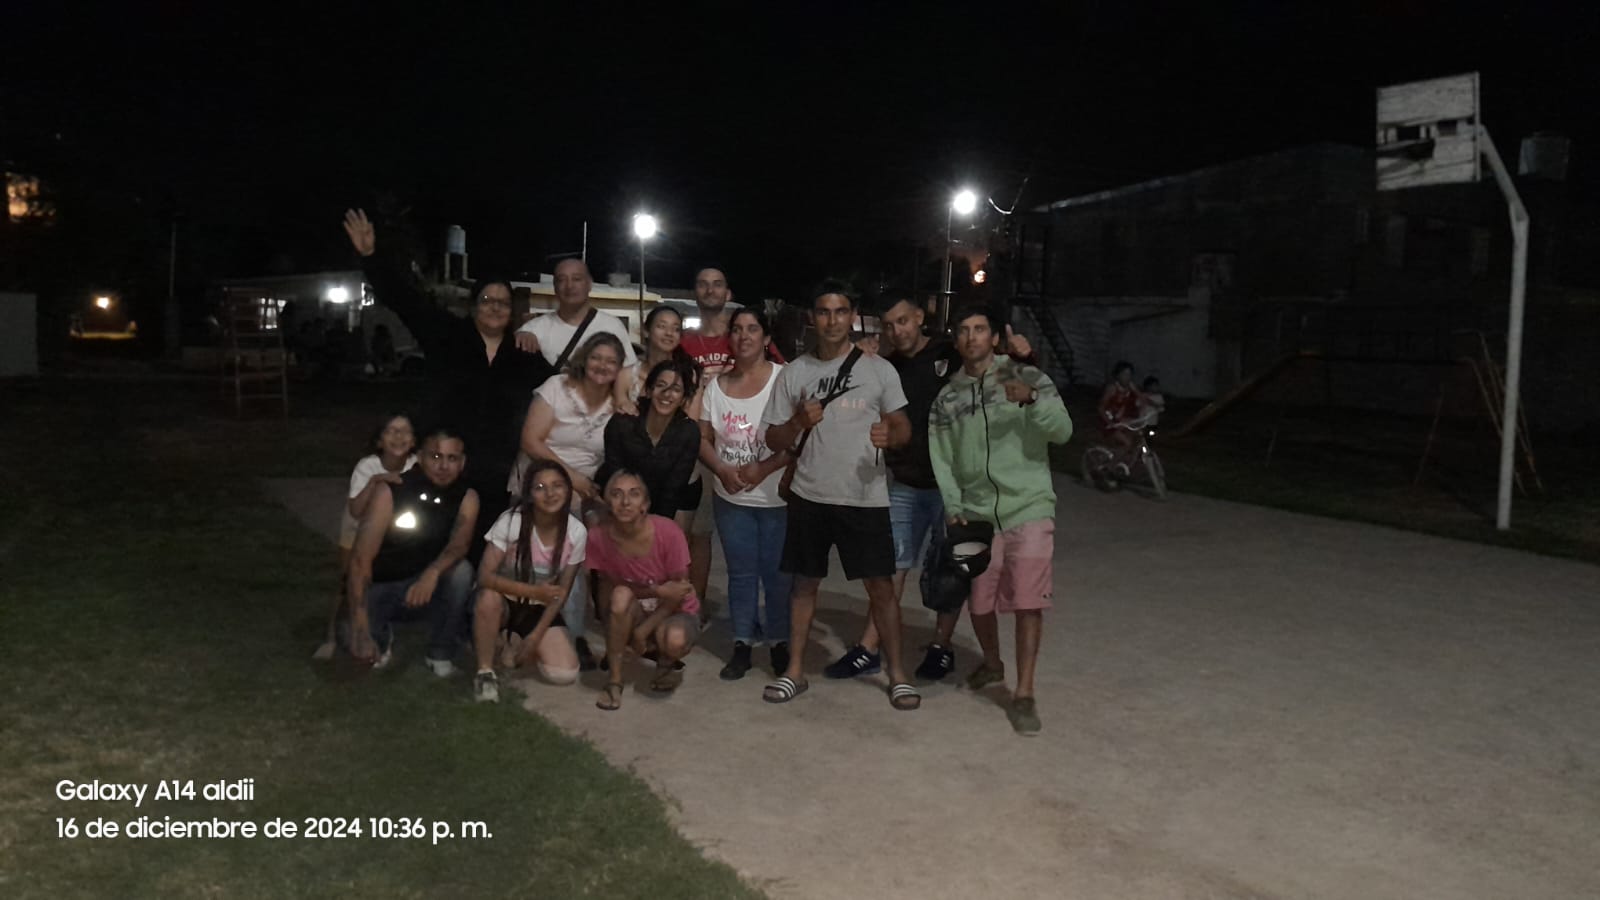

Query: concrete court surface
left=268, top=475, right=1600, bottom=900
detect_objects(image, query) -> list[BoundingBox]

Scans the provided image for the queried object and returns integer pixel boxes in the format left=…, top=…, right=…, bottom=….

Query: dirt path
left=268, top=475, right=1600, bottom=899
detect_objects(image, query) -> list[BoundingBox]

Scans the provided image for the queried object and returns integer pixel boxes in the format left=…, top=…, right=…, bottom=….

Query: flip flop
left=650, top=665, right=684, bottom=693
left=595, top=682, right=624, bottom=711
left=763, top=676, right=809, bottom=704
left=889, top=682, right=922, bottom=711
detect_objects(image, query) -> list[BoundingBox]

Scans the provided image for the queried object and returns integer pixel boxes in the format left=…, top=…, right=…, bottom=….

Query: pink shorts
left=968, top=518, right=1055, bottom=615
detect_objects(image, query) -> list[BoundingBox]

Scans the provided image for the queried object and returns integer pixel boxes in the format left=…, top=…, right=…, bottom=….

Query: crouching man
left=347, top=426, right=480, bottom=675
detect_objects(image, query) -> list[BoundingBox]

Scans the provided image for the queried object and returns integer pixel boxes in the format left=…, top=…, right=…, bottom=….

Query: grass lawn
left=1051, top=390, right=1600, bottom=564
left=0, top=378, right=764, bottom=899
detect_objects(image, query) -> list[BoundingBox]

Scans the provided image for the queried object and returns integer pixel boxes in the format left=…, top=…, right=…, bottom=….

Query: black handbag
left=921, top=520, right=996, bottom=613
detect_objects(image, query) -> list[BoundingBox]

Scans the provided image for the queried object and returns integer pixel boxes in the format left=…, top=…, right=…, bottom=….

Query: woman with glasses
left=471, top=459, right=586, bottom=703
left=596, top=358, right=702, bottom=524
left=511, top=332, right=625, bottom=665
left=341, top=209, right=553, bottom=560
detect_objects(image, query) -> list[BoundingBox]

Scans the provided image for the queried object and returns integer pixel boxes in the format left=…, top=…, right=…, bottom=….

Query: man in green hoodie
left=929, top=306, right=1073, bottom=735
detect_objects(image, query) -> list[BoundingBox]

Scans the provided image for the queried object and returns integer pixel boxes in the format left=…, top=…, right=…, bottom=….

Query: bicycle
left=1081, top=411, right=1166, bottom=499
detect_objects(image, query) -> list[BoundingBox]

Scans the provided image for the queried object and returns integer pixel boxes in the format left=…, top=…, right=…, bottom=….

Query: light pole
left=942, top=188, right=978, bottom=330
left=632, top=213, right=658, bottom=334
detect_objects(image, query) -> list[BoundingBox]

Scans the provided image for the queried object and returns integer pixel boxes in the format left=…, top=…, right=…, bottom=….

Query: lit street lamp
left=942, top=188, right=979, bottom=329
left=633, top=213, right=658, bottom=330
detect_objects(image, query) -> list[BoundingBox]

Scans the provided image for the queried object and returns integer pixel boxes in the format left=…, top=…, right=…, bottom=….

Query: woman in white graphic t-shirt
left=697, top=307, right=793, bottom=680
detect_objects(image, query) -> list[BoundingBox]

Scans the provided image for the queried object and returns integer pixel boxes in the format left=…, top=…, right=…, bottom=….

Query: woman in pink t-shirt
left=588, top=470, right=701, bottom=710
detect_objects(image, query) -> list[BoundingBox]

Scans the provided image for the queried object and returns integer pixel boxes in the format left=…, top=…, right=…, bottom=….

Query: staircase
left=1019, top=304, right=1077, bottom=388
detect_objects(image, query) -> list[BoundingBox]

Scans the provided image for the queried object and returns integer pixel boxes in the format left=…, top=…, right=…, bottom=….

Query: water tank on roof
left=1518, top=133, right=1570, bottom=181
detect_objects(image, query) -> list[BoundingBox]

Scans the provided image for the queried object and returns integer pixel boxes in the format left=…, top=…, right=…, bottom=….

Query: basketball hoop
left=1374, top=71, right=1528, bottom=532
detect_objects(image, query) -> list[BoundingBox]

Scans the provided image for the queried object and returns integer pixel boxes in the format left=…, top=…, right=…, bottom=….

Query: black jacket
left=595, top=413, right=702, bottom=520
left=362, top=253, right=553, bottom=484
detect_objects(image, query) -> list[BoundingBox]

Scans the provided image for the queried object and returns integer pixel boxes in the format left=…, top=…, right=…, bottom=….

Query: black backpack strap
left=792, top=346, right=866, bottom=454
left=819, top=347, right=864, bottom=409
left=551, top=307, right=599, bottom=371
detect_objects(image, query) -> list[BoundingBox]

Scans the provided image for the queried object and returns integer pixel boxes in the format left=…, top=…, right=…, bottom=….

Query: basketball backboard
left=1376, top=72, right=1481, bottom=190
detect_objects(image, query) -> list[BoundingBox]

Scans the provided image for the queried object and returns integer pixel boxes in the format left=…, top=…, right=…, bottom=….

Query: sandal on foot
left=964, top=664, right=1006, bottom=691
left=762, top=676, right=809, bottom=704
left=595, top=682, right=624, bottom=711
left=650, top=665, right=684, bottom=693
left=889, top=682, right=922, bottom=711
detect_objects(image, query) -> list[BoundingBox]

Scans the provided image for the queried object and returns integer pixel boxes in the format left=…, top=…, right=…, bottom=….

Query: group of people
left=327, top=208, right=1074, bottom=734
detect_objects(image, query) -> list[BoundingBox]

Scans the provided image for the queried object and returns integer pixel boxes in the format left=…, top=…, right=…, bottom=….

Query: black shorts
left=503, top=600, right=565, bottom=637
left=780, top=494, right=896, bottom=581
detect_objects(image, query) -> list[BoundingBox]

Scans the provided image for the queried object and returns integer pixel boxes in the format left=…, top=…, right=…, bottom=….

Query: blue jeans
left=365, top=560, right=474, bottom=661
left=713, top=496, right=791, bottom=645
left=889, top=482, right=945, bottom=572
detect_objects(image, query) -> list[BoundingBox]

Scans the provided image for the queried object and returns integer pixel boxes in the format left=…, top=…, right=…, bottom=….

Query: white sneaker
left=474, top=671, right=500, bottom=703
left=372, top=647, right=394, bottom=670
left=425, top=657, right=456, bottom=678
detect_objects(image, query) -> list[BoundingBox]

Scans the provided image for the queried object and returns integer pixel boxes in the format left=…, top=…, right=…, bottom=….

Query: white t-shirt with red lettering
left=699, top=363, right=785, bottom=508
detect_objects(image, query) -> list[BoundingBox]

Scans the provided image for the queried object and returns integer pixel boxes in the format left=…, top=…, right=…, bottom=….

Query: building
left=1003, top=142, right=1600, bottom=430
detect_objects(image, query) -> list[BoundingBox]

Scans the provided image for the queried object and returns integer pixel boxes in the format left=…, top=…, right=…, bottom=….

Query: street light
left=94, top=296, right=112, bottom=310
left=942, top=188, right=980, bottom=330
left=633, top=213, right=658, bottom=330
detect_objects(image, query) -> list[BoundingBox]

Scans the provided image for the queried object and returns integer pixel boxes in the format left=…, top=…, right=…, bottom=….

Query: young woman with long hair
left=471, top=459, right=586, bottom=702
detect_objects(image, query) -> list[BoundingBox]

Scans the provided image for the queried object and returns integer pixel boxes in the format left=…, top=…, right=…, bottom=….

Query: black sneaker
left=823, top=644, right=881, bottom=679
left=720, top=642, right=753, bottom=681
left=575, top=637, right=599, bottom=672
left=914, top=643, right=956, bottom=681
left=769, top=642, right=790, bottom=678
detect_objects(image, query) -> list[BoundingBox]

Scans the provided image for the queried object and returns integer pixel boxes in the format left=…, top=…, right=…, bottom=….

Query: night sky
left=5, top=1, right=1598, bottom=303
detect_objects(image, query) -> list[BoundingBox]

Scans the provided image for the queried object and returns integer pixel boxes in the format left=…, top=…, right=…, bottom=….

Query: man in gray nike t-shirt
left=758, top=280, right=922, bottom=712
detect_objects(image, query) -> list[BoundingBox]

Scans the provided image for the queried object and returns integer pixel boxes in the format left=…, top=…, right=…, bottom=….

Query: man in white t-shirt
left=514, top=258, right=637, bottom=406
